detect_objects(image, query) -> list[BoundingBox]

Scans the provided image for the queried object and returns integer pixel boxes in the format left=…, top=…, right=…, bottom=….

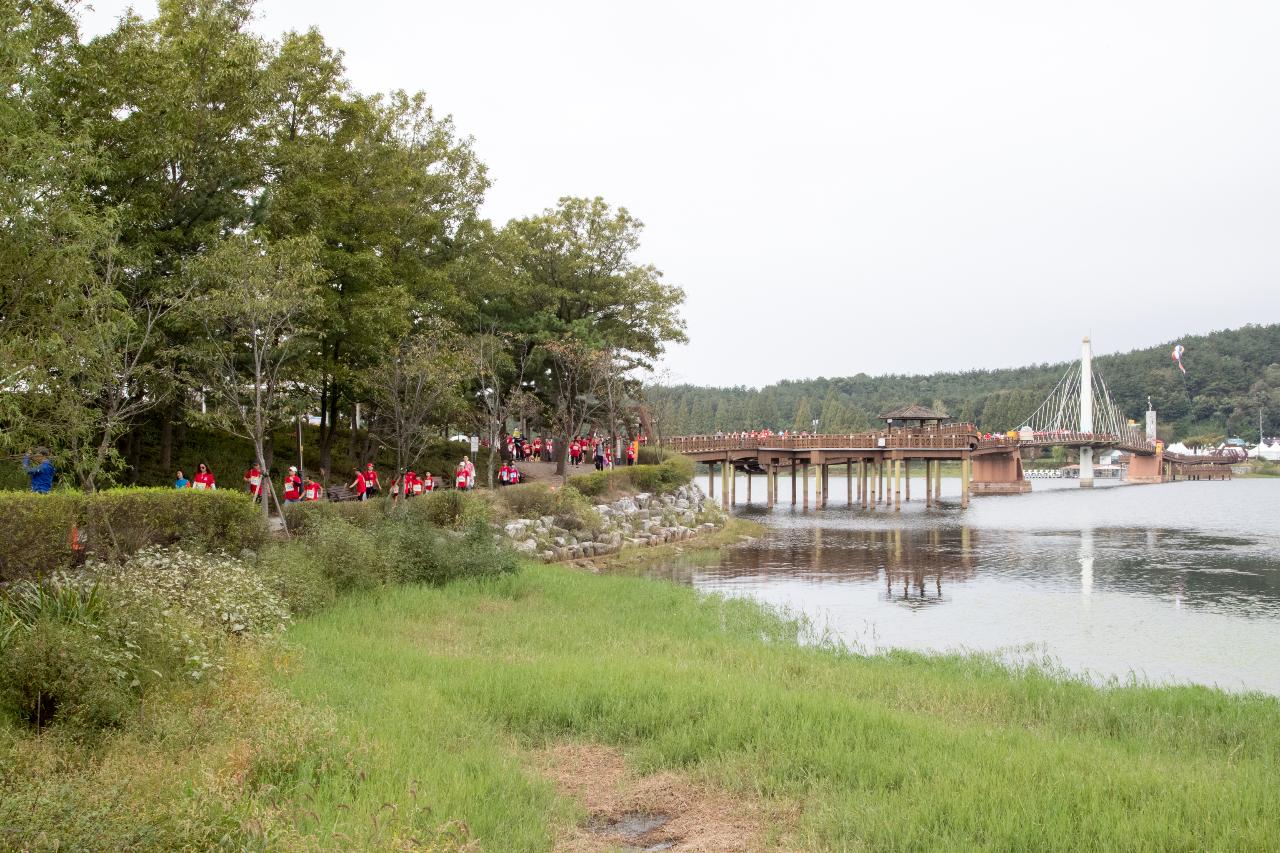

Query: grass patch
left=277, top=564, right=1280, bottom=851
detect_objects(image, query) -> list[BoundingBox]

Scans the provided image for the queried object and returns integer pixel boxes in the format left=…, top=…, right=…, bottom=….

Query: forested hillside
left=646, top=324, right=1280, bottom=441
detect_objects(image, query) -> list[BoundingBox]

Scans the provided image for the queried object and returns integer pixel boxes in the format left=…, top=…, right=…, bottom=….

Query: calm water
left=644, top=475, right=1280, bottom=693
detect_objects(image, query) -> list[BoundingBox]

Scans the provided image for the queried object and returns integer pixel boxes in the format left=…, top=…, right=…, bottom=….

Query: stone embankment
left=501, top=485, right=723, bottom=562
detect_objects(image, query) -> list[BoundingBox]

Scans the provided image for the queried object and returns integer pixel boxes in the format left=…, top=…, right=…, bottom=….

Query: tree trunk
left=555, top=430, right=569, bottom=477
left=159, top=406, right=173, bottom=472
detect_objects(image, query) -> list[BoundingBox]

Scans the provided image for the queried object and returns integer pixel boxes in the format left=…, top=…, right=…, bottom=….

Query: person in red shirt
left=404, top=469, right=420, bottom=498
left=362, top=462, right=380, bottom=497
left=302, top=477, right=323, bottom=501
left=282, top=466, right=303, bottom=503
left=348, top=467, right=368, bottom=501
left=625, top=443, right=636, bottom=466
left=422, top=471, right=435, bottom=492
left=533, top=437, right=543, bottom=461
left=243, top=463, right=262, bottom=498
left=192, top=462, right=216, bottom=490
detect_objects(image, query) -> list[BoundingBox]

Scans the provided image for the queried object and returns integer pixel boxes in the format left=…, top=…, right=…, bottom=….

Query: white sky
left=78, top=1, right=1280, bottom=387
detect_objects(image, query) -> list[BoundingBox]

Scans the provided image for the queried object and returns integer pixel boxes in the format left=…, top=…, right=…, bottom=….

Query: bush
left=301, top=517, right=394, bottom=594
left=378, top=515, right=518, bottom=586
left=257, top=541, right=337, bottom=617
left=0, top=618, right=135, bottom=729
left=282, top=495, right=393, bottom=534
left=567, top=456, right=695, bottom=500
left=85, top=548, right=291, bottom=636
left=0, top=574, right=210, bottom=730
left=0, top=489, right=266, bottom=582
left=495, top=483, right=557, bottom=519
left=409, top=489, right=492, bottom=529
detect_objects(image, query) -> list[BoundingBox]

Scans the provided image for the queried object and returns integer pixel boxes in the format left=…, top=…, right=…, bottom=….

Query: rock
left=554, top=536, right=566, bottom=547
left=634, top=492, right=652, bottom=508
left=504, top=520, right=530, bottom=538
left=515, top=538, right=538, bottom=554
left=611, top=497, right=637, bottom=514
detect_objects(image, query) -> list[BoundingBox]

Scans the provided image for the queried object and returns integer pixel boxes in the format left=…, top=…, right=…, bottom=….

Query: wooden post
left=935, top=459, right=942, bottom=501
left=722, top=454, right=731, bottom=510
left=894, top=459, right=902, bottom=511
left=904, top=459, right=911, bottom=502
left=847, top=461, right=853, bottom=505
left=708, top=462, right=715, bottom=499
left=747, top=471, right=752, bottom=504
left=730, top=460, right=737, bottom=507
left=802, top=463, right=809, bottom=509
left=961, top=454, right=971, bottom=508
left=791, top=460, right=797, bottom=505
left=925, top=459, right=932, bottom=507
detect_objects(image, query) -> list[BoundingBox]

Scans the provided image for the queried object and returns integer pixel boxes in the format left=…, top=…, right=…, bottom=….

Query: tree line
left=1, top=0, right=685, bottom=506
left=646, top=324, right=1280, bottom=442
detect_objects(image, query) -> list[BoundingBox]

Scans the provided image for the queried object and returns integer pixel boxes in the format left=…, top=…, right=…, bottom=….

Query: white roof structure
left=1247, top=440, right=1280, bottom=461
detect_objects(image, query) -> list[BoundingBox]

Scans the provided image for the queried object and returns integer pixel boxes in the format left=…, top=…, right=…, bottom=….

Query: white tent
left=1248, top=441, right=1280, bottom=461
left=1165, top=442, right=1193, bottom=455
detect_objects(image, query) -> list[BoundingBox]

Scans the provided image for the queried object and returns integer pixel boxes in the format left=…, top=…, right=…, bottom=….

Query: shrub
left=410, top=489, right=492, bottom=529
left=0, top=618, right=135, bottom=729
left=0, top=489, right=266, bottom=582
left=0, top=492, right=81, bottom=581
left=376, top=515, right=518, bottom=586
left=282, top=495, right=392, bottom=533
left=551, top=486, right=604, bottom=534
left=567, top=456, right=695, bottom=500
left=496, top=483, right=557, bottom=519
left=301, top=518, right=393, bottom=594
left=85, top=548, right=291, bottom=637
left=257, top=541, right=336, bottom=617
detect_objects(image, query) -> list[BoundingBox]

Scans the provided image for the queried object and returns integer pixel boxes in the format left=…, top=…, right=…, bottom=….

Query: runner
left=191, top=463, right=216, bottom=490
left=243, top=463, right=262, bottom=499
left=362, top=462, right=381, bottom=497
left=282, top=466, right=303, bottom=503
left=422, top=471, right=435, bottom=492
left=174, top=469, right=189, bottom=489
left=348, top=467, right=368, bottom=501
left=302, top=476, right=323, bottom=502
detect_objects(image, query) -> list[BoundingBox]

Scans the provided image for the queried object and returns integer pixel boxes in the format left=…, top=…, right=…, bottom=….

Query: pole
left=802, top=463, right=809, bottom=509
left=904, top=459, right=911, bottom=502
left=894, top=459, right=902, bottom=511
left=791, top=460, right=797, bottom=505
left=1080, top=335, right=1094, bottom=488
left=961, top=454, right=971, bottom=508
left=708, top=462, right=715, bottom=499
left=847, top=461, right=853, bottom=505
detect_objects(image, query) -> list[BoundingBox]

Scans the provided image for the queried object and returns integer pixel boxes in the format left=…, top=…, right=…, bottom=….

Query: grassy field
left=277, top=562, right=1280, bottom=851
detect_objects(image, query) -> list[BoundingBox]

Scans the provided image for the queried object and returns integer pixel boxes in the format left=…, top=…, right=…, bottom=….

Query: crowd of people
left=16, top=431, right=651, bottom=498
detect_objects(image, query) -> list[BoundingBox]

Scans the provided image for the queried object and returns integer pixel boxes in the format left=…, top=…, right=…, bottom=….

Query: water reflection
left=626, top=478, right=1280, bottom=693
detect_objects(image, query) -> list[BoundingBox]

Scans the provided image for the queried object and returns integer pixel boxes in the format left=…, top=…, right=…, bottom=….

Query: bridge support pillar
left=1126, top=450, right=1163, bottom=485
left=822, top=464, right=829, bottom=508
left=803, top=464, right=810, bottom=509
left=925, top=460, right=933, bottom=506
left=707, top=463, right=715, bottom=500
left=722, top=455, right=731, bottom=510
left=746, top=471, right=752, bottom=503
left=971, top=450, right=1032, bottom=496
left=934, top=459, right=942, bottom=502
left=960, top=455, right=971, bottom=508
left=847, top=461, right=853, bottom=505
left=1079, top=447, right=1094, bottom=489
left=791, top=460, right=797, bottom=506
left=904, top=459, right=911, bottom=502
left=893, top=459, right=902, bottom=511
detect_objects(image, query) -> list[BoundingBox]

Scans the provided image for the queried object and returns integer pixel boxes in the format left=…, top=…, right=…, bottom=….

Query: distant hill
left=645, top=324, right=1280, bottom=442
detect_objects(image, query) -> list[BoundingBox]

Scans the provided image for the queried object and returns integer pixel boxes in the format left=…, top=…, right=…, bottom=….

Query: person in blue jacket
left=22, top=447, right=55, bottom=493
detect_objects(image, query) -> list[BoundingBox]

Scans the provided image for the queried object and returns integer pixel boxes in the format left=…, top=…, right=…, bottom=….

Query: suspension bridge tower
left=1079, top=336, right=1094, bottom=488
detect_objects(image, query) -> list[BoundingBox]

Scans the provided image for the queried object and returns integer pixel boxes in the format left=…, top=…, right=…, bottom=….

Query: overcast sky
left=79, top=1, right=1280, bottom=388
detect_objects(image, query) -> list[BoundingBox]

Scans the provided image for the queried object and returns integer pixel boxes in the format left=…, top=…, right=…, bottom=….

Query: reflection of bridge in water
left=665, top=337, right=1234, bottom=511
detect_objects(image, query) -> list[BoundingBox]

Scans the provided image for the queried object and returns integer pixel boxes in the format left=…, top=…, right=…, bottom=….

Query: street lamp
left=812, top=417, right=819, bottom=434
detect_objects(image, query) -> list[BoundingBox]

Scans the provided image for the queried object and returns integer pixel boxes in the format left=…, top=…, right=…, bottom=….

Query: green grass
left=279, top=564, right=1280, bottom=851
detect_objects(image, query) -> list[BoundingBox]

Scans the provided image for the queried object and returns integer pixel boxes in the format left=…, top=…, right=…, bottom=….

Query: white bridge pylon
left=1014, top=336, right=1151, bottom=488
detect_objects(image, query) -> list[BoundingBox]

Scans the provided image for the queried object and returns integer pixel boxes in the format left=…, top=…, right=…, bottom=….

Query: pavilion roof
left=879, top=404, right=951, bottom=421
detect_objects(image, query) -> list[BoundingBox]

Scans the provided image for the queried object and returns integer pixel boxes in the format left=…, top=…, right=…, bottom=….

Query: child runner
left=422, top=471, right=435, bottom=492
left=302, top=477, right=323, bottom=501
left=348, top=467, right=368, bottom=501
left=243, top=463, right=262, bottom=499
left=174, top=469, right=189, bottom=489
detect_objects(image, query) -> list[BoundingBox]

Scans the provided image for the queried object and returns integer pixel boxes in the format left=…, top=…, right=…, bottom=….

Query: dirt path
left=539, top=743, right=792, bottom=852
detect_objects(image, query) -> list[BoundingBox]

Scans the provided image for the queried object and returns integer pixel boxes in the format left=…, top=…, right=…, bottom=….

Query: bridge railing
left=665, top=425, right=982, bottom=454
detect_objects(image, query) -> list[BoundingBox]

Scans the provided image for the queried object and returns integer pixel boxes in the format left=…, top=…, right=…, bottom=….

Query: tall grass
left=280, top=565, right=1280, bottom=851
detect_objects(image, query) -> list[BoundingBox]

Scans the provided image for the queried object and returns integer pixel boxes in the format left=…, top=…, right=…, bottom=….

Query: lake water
left=645, top=474, right=1280, bottom=694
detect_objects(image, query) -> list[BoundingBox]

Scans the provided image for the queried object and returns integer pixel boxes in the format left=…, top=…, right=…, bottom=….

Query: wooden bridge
left=664, top=424, right=1234, bottom=511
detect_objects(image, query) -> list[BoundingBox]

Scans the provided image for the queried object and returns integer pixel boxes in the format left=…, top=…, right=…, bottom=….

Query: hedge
left=0, top=489, right=266, bottom=582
